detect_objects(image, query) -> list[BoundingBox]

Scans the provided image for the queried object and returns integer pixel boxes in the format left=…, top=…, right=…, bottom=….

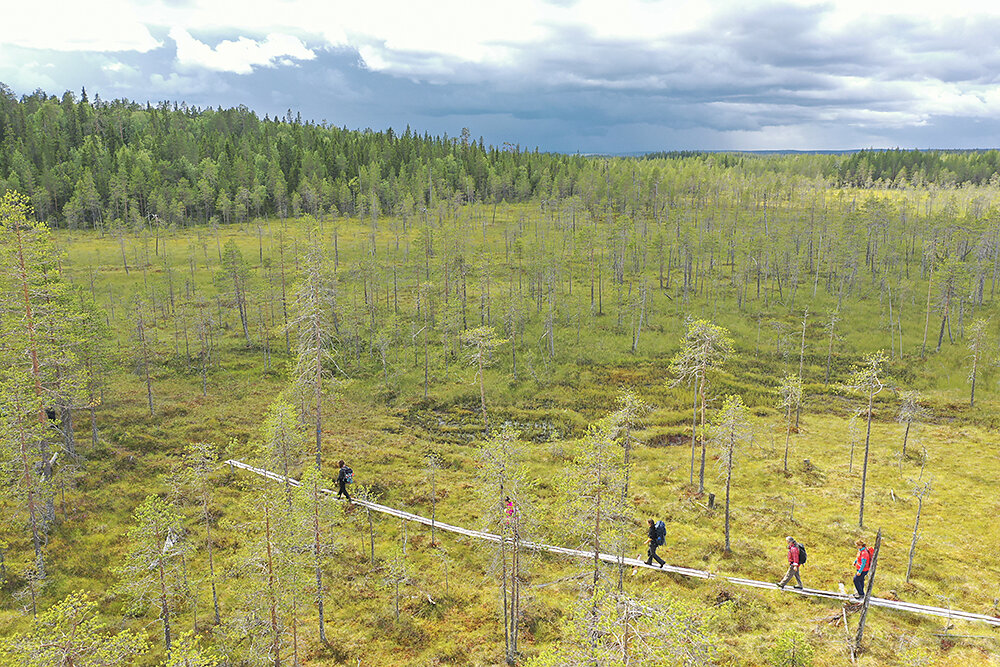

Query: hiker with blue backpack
left=337, top=459, right=353, bottom=502
left=645, top=518, right=666, bottom=567
left=777, top=536, right=806, bottom=590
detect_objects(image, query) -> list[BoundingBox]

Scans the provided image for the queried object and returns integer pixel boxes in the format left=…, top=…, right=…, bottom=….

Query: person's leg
left=645, top=545, right=654, bottom=565
left=651, top=544, right=665, bottom=566
left=778, top=564, right=793, bottom=587
left=792, top=567, right=803, bottom=588
left=853, top=573, right=866, bottom=597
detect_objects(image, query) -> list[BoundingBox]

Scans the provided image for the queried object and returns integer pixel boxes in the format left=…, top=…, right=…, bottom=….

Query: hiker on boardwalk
left=777, top=536, right=804, bottom=589
left=503, top=496, right=516, bottom=524
left=853, top=539, right=873, bottom=599
left=336, top=460, right=352, bottom=502
left=645, top=518, right=665, bottom=567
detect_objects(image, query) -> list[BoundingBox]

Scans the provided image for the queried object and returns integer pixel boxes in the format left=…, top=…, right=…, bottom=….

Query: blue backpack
left=655, top=520, right=666, bottom=546
left=343, top=466, right=354, bottom=484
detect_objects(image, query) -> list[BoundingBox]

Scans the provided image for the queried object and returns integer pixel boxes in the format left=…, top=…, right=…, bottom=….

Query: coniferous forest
left=2, top=85, right=1000, bottom=666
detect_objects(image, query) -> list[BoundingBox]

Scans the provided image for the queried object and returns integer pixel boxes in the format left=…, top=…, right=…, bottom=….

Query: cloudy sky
left=1, top=0, right=999, bottom=152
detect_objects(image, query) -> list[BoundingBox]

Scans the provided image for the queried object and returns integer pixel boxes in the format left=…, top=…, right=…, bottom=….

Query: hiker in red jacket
left=853, top=539, right=873, bottom=599
left=777, top=536, right=804, bottom=590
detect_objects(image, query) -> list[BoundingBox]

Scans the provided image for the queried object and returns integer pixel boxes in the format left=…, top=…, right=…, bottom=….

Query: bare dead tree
left=905, top=480, right=932, bottom=583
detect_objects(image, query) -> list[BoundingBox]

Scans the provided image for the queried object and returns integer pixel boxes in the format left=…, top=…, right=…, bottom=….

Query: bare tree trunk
left=724, top=433, right=734, bottom=553
left=970, top=354, right=978, bottom=407
left=854, top=530, right=881, bottom=653
left=921, top=264, right=933, bottom=358
left=689, top=375, right=699, bottom=486
left=157, top=550, right=173, bottom=652
left=783, top=403, right=793, bottom=473
left=368, top=508, right=375, bottom=565
left=478, top=354, right=488, bottom=431
left=698, top=374, right=708, bottom=494
left=203, top=494, right=221, bottom=625
left=858, top=391, right=874, bottom=529
left=265, top=502, right=281, bottom=667
left=314, top=323, right=323, bottom=469
left=795, top=309, right=807, bottom=428
left=313, top=478, right=330, bottom=646
left=906, top=495, right=924, bottom=582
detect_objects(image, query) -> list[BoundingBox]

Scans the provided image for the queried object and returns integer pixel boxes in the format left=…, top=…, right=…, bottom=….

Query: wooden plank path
left=226, top=459, right=1000, bottom=629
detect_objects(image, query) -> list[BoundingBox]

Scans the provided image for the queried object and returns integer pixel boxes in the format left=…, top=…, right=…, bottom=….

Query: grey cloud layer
left=2, top=2, right=998, bottom=151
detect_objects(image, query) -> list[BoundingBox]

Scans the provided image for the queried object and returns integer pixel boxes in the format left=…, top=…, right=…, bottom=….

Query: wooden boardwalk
left=227, top=459, right=1000, bottom=629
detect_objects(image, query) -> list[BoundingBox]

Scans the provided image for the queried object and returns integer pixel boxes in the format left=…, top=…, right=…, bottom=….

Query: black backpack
left=796, top=541, right=807, bottom=564
left=655, top=520, right=666, bottom=546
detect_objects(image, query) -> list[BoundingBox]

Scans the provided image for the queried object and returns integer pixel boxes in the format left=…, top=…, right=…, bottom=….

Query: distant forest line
left=3, top=83, right=1000, bottom=229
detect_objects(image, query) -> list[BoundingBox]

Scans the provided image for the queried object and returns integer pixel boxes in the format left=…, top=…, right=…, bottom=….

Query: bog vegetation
left=1, top=86, right=1000, bottom=666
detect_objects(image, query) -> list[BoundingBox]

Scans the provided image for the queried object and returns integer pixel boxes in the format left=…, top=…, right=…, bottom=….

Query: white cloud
left=1, top=0, right=160, bottom=52
left=169, top=28, right=315, bottom=74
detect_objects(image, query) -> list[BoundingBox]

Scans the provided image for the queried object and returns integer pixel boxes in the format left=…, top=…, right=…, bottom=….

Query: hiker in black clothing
left=336, top=459, right=352, bottom=502
left=645, top=518, right=665, bottom=567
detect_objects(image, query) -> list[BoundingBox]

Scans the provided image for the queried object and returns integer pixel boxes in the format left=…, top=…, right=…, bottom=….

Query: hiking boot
left=793, top=586, right=804, bottom=590
left=777, top=583, right=785, bottom=589
left=659, top=562, right=664, bottom=568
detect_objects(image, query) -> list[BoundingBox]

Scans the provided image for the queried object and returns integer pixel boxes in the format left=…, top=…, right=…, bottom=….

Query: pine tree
left=461, top=325, right=508, bottom=431
left=289, top=234, right=339, bottom=469
left=847, top=351, right=888, bottom=529
left=710, top=395, right=753, bottom=553
left=217, top=240, right=253, bottom=345
left=896, top=390, right=926, bottom=460
left=779, top=374, right=802, bottom=474
left=119, top=494, right=189, bottom=652
left=670, top=318, right=734, bottom=493
left=0, top=591, right=149, bottom=665
left=966, top=318, right=990, bottom=407
left=477, top=424, right=532, bottom=665
left=161, top=631, right=221, bottom=667
left=293, top=465, right=338, bottom=647
left=182, top=442, right=223, bottom=625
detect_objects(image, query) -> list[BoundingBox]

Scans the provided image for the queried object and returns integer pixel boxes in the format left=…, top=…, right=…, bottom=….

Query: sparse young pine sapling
left=670, top=318, right=734, bottom=494
left=847, top=350, right=888, bottom=529
left=779, top=374, right=803, bottom=474
left=424, top=452, right=442, bottom=546
left=461, top=326, right=508, bottom=432
left=118, top=494, right=188, bottom=653
left=183, top=442, right=222, bottom=626
left=824, top=308, right=840, bottom=384
left=295, top=466, right=334, bottom=646
left=966, top=318, right=990, bottom=407
left=477, top=424, right=531, bottom=665
left=906, top=480, right=932, bottom=583
left=711, top=395, right=753, bottom=553
left=896, top=390, right=926, bottom=459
